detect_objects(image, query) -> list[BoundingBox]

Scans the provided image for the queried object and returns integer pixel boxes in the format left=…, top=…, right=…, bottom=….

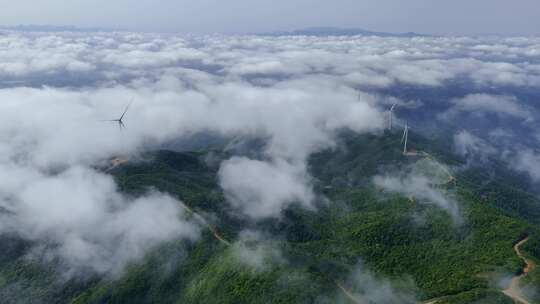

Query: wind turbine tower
left=389, top=103, right=396, bottom=130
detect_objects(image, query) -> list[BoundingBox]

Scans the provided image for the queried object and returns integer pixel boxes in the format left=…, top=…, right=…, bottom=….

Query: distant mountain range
left=259, top=27, right=427, bottom=37
left=0, top=25, right=426, bottom=37
left=0, top=24, right=119, bottom=32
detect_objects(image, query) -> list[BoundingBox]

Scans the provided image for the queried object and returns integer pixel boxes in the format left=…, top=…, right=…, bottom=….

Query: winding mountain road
left=105, top=157, right=129, bottom=172
left=336, top=282, right=364, bottom=304
left=503, top=237, right=534, bottom=304
left=421, top=237, right=534, bottom=304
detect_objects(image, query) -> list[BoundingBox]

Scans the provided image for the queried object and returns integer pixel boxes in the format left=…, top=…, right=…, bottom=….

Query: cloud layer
left=0, top=31, right=389, bottom=274
left=1, top=33, right=540, bottom=89
left=1, top=30, right=540, bottom=275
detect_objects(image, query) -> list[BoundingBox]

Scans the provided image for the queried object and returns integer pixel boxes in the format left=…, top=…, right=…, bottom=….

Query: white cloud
left=446, top=94, right=533, bottom=121
left=0, top=166, right=200, bottom=276
left=343, top=70, right=394, bottom=88
left=0, top=32, right=391, bottom=273
left=373, top=169, right=462, bottom=223
left=230, top=230, right=285, bottom=271
left=218, top=158, right=314, bottom=219
left=514, top=149, right=540, bottom=182
left=454, top=130, right=496, bottom=160
left=338, top=262, right=417, bottom=304
left=1, top=32, right=539, bottom=89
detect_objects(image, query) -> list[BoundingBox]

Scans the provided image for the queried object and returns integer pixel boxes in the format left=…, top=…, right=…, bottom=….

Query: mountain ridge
left=258, top=26, right=428, bottom=37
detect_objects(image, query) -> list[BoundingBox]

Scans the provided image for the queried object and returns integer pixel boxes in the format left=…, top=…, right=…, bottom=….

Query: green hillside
left=2, top=131, right=540, bottom=303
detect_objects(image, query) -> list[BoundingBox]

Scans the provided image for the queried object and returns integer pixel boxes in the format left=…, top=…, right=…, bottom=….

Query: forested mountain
left=1, top=131, right=538, bottom=304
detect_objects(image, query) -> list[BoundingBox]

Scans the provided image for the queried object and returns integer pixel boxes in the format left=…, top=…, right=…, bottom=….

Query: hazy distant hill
left=260, top=27, right=426, bottom=37
left=0, top=24, right=118, bottom=32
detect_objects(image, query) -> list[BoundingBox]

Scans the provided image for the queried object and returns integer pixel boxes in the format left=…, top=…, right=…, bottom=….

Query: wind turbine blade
left=404, top=132, right=408, bottom=153
left=119, top=100, right=133, bottom=121
left=401, top=128, right=407, bottom=143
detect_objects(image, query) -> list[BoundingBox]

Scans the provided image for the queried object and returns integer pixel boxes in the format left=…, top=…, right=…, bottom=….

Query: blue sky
left=1, top=0, right=539, bottom=35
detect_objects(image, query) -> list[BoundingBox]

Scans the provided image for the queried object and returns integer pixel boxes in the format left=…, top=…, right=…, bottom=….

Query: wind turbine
left=100, top=101, right=132, bottom=130
left=388, top=103, right=397, bottom=130
left=401, top=122, right=409, bottom=154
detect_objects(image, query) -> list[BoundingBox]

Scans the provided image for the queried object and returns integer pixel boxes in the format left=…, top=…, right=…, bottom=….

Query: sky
left=1, top=0, right=540, bottom=35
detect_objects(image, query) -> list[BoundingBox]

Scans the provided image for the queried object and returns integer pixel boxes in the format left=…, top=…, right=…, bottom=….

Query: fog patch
left=336, top=262, right=417, bottom=304
left=219, top=157, right=314, bottom=219
left=513, top=149, right=540, bottom=182
left=373, top=159, right=462, bottom=224
left=230, top=230, right=285, bottom=271
left=454, top=130, right=497, bottom=163
left=0, top=166, right=201, bottom=277
left=443, top=94, right=533, bottom=122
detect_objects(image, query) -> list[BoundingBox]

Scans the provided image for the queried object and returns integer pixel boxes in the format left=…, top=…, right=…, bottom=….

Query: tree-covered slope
left=2, top=132, right=540, bottom=304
